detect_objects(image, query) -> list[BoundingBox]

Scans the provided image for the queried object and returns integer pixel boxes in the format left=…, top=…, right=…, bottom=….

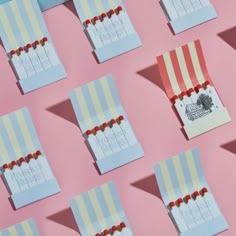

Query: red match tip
left=10, top=50, right=16, bottom=55
left=120, top=222, right=126, bottom=228
left=118, top=115, right=124, bottom=121
left=95, top=234, right=100, bottom=236
left=34, top=40, right=40, bottom=45
left=3, top=164, right=9, bottom=169
left=171, top=95, right=178, bottom=103
left=195, top=85, right=202, bottom=92
left=101, top=13, right=107, bottom=19
left=204, top=80, right=210, bottom=86
left=42, top=37, right=48, bottom=42
left=102, top=122, right=108, bottom=128
left=85, top=19, right=91, bottom=25
left=18, top=47, right=24, bottom=52
left=181, top=91, right=187, bottom=97
left=110, top=119, right=116, bottom=124
left=11, top=161, right=17, bottom=166
left=117, top=6, right=123, bottom=12
left=109, top=9, right=115, bottom=15
left=36, top=150, right=42, bottom=157
left=19, top=157, right=25, bottom=163
left=103, top=229, right=109, bottom=235
left=188, top=88, right=194, bottom=94
left=202, top=187, right=208, bottom=194
left=94, top=126, right=100, bottom=132
left=177, top=198, right=183, bottom=205
left=86, top=130, right=92, bottom=136
left=26, top=44, right=32, bottom=49
left=169, top=202, right=175, bottom=208
left=185, top=195, right=191, bottom=201
left=28, top=154, right=33, bottom=160
left=93, top=16, right=99, bottom=22
left=193, top=191, right=200, bottom=198
left=112, top=226, right=117, bottom=231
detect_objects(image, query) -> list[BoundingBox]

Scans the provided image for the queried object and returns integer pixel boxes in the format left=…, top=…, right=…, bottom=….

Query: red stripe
left=182, top=44, right=199, bottom=87
left=170, top=50, right=187, bottom=93
left=194, top=40, right=212, bottom=84
left=157, top=55, right=175, bottom=99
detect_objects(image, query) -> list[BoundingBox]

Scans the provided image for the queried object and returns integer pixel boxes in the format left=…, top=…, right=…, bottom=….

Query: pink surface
left=0, top=0, right=236, bottom=235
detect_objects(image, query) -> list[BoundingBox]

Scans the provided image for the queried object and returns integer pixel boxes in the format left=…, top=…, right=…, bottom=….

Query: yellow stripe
left=100, top=77, right=119, bottom=118
left=185, top=150, right=202, bottom=189
left=7, top=226, right=18, bottom=236
left=172, top=156, right=189, bottom=195
left=188, top=42, right=205, bottom=84
left=75, top=89, right=94, bottom=130
left=87, top=81, right=107, bottom=124
left=22, top=0, right=43, bottom=40
left=88, top=189, right=108, bottom=230
left=15, top=109, right=36, bottom=154
left=75, top=196, right=95, bottom=235
left=108, top=0, right=118, bottom=9
left=175, top=47, right=194, bottom=89
left=159, top=161, right=176, bottom=201
left=0, top=8, right=18, bottom=49
left=0, top=137, right=11, bottom=164
left=80, top=0, right=94, bottom=19
left=163, top=52, right=181, bottom=96
left=21, top=220, right=33, bottom=236
left=2, top=116, right=23, bottom=158
left=101, top=183, right=121, bottom=224
left=10, top=1, right=30, bottom=44
left=94, top=0, right=105, bottom=15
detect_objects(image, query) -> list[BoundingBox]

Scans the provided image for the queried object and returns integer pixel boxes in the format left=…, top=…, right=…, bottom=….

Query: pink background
left=0, top=0, right=236, bottom=235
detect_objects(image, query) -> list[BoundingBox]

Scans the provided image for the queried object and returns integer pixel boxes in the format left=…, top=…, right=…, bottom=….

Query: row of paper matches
left=172, top=81, right=223, bottom=125
left=2, top=151, right=54, bottom=195
left=85, top=115, right=137, bottom=159
left=9, top=37, right=60, bottom=80
left=169, top=188, right=221, bottom=233
left=85, top=6, right=135, bottom=49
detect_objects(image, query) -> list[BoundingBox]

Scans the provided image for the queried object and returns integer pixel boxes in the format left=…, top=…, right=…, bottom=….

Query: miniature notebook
left=157, top=40, right=231, bottom=139
left=154, top=148, right=229, bottom=236
left=160, top=0, right=217, bottom=34
left=0, top=218, right=40, bottom=236
left=73, top=0, right=142, bottom=63
left=38, top=0, right=70, bottom=11
left=0, top=0, right=67, bottom=94
left=0, top=107, right=60, bottom=209
left=70, top=74, right=144, bottom=174
left=70, top=181, right=134, bottom=236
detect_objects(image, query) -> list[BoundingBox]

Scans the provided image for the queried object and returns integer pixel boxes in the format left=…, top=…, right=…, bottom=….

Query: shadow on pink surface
left=47, top=208, right=79, bottom=234
left=221, top=139, right=236, bottom=154
left=218, top=26, right=236, bottom=50
left=46, top=99, right=78, bottom=126
left=131, top=174, right=162, bottom=200
left=137, top=64, right=165, bottom=93
left=63, top=1, right=78, bottom=18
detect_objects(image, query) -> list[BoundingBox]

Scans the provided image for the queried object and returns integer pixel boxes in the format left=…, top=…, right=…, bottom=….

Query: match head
left=11, top=161, right=17, bottom=166
left=181, top=91, right=187, bottom=97
left=34, top=40, right=40, bottom=46
left=112, top=226, right=118, bottom=232
left=26, top=43, right=32, bottom=49
left=10, top=50, right=16, bottom=55
left=36, top=150, right=42, bottom=157
left=204, top=80, right=210, bottom=86
left=19, top=157, right=25, bottom=163
left=169, top=201, right=175, bottom=208
left=94, top=126, right=100, bottom=132
left=117, top=6, right=123, bottom=13
left=95, top=234, right=101, bottom=236
left=102, top=122, right=108, bottom=129
left=195, top=84, right=202, bottom=93
left=171, top=95, right=178, bottom=103
left=110, top=119, right=116, bottom=125
left=109, top=10, right=115, bottom=16
left=185, top=194, right=191, bottom=202
left=118, top=115, right=124, bottom=121
left=28, top=154, right=34, bottom=160
left=42, top=37, right=48, bottom=43
left=193, top=191, right=200, bottom=198
left=86, top=130, right=92, bottom=136
left=188, top=88, right=194, bottom=95
left=18, top=47, right=24, bottom=52
left=101, top=13, right=107, bottom=19
left=120, top=222, right=126, bottom=228
left=93, top=16, right=99, bottom=23
left=177, top=198, right=183, bottom=205
left=201, top=187, right=208, bottom=194
left=103, top=229, right=110, bottom=235
left=3, top=164, right=9, bottom=169
left=85, top=19, right=91, bottom=25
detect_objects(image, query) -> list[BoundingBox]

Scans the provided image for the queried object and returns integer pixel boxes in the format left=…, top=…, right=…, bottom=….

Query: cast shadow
left=131, top=174, right=162, bottom=200
left=136, top=64, right=165, bottom=93
left=63, top=0, right=78, bottom=18
left=221, top=140, right=236, bottom=155
left=46, top=99, right=78, bottom=126
left=218, top=26, right=236, bottom=50
left=47, top=208, right=79, bottom=233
